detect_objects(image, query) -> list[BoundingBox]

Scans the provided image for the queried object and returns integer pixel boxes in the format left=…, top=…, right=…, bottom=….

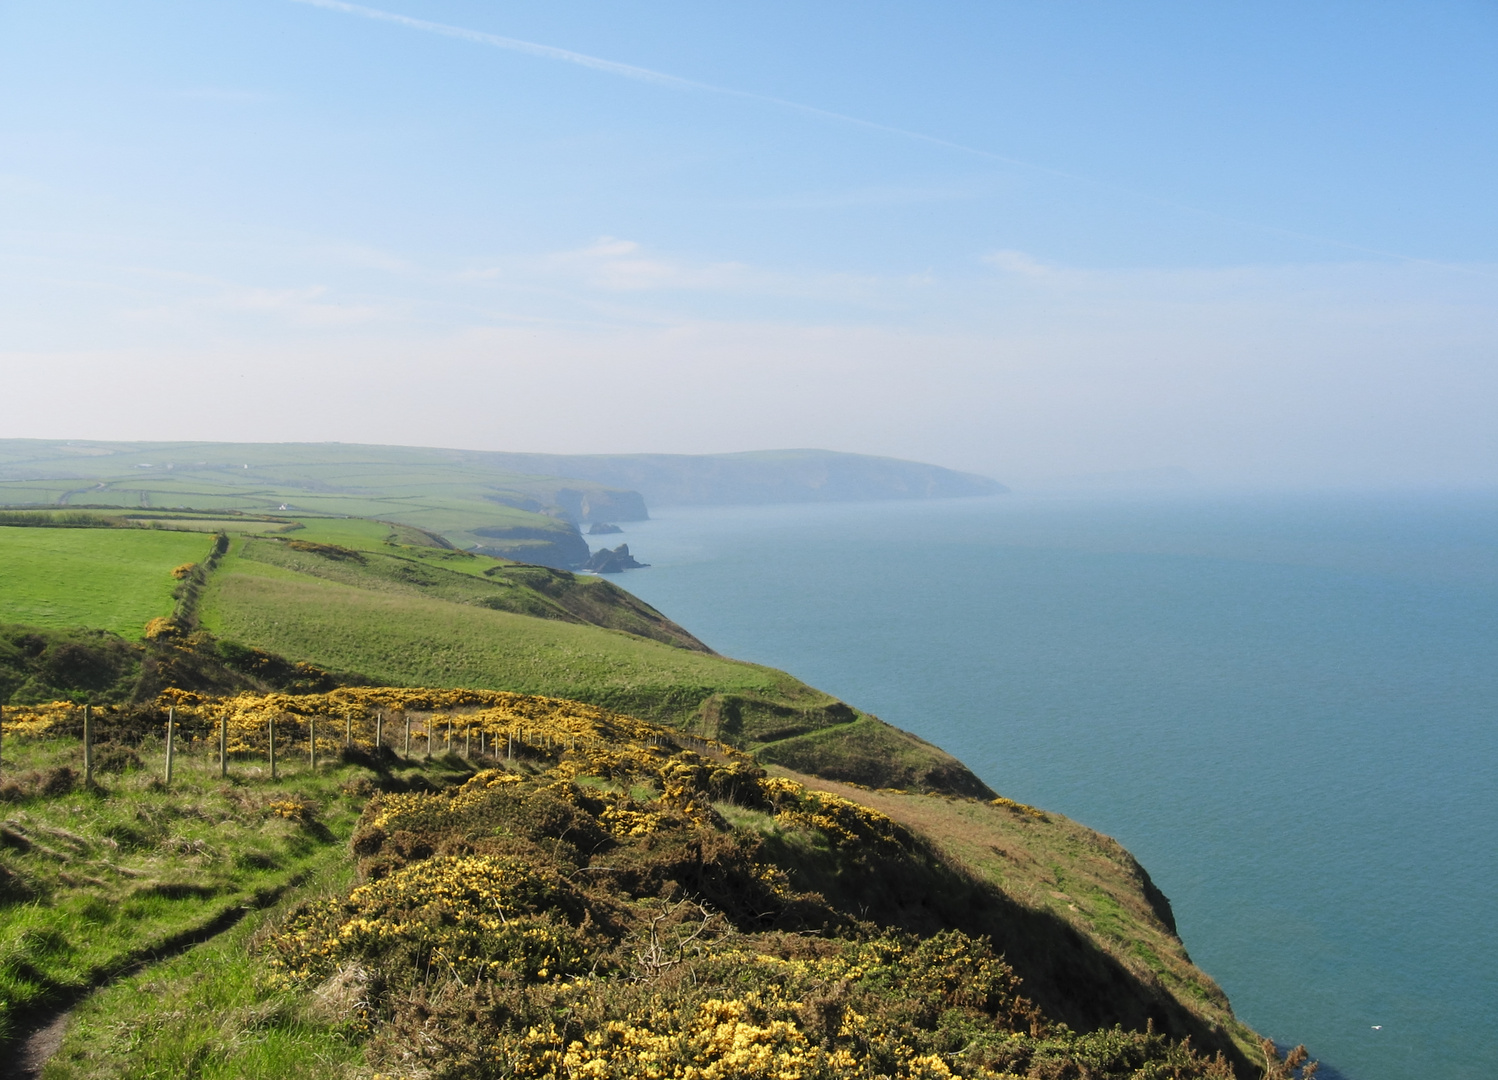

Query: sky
left=1, top=0, right=1495, bottom=488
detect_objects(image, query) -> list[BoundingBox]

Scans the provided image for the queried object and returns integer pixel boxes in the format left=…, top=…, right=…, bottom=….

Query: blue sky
left=2, top=1, right=1495, bottom=486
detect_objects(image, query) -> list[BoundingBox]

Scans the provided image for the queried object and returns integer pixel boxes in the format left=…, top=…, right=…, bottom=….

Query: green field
left=0, top=527, right=212, bottom=638
left=200, top=549, right=818, bottom=724
left=235, top=533, right=710, bottom=650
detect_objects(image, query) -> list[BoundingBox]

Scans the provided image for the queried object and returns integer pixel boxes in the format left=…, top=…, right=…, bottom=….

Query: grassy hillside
left=238, top=531, right=710, bottom=652
left=0, top=518, right=981, bottom=796
left=0, top=691, right=1268, bottom=1078
left=202, top=550, right=831, bottom=728
left=199, top=533, right=988, bottom=795
left=775, top=769, right=1260, bottom=1063
left=0, top=527, right=214, bottom=639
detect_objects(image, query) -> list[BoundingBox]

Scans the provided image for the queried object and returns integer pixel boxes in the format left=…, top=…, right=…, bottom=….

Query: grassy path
left=0, top=732, right=469, bottom=1077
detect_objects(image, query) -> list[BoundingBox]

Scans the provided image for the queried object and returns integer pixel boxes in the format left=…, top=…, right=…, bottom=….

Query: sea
left=607, top=491, right=1498, bottom=1080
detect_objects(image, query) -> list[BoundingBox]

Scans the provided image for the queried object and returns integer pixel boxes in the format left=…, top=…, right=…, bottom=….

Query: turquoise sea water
left=610, top=492, right=1498, bottom=1080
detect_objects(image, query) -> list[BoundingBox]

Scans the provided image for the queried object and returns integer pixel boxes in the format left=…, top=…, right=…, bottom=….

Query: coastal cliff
left=0, top=510, right=1273, bottom=1077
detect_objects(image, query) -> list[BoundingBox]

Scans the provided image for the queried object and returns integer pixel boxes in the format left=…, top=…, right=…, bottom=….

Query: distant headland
left=0, top=440, right=1006, bottom=572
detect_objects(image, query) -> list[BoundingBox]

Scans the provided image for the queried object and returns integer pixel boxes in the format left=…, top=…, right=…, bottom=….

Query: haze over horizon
left=2, top=2, right=1495, bottom=490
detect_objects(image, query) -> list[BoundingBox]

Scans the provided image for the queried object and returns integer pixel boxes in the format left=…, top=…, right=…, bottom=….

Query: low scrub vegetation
left=0, top=688, right=1274, bottom=1077
left=253, top=691, right=1243, bottom=1078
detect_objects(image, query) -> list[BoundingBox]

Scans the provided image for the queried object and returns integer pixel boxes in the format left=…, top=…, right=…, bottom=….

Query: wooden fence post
left=375, top=711, right=383, bottom=750
left=83, top=704, right=93, bottom=786
left=165, top=707, right=175, bottom=786
left=345, top=712, right=352, bottom=748
left=446, top=717, right=453, bottom=754
left=309, top=714, right=317, bottom=771
left=1, top=702, right=5, bottom=776
left=465, top=726, right=471, bottom=757
left=220, top=713, right=228, bottom=778
left=268, top=715, right=277, bottom=779
left=404, top=715, right=411, bottom=757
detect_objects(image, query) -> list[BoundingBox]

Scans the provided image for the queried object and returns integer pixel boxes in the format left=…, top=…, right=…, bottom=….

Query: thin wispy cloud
left=984, top=250, right=1055, bottom=279
left=289, top=0, right=1432, bottom=266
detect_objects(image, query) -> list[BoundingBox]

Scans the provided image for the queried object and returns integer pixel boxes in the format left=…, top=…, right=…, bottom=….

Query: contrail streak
left=290, top=0, right=1443, bottom=266
left=291, top=0, right=706, bottom=90
left=289, top=0, right=1062, bottom=174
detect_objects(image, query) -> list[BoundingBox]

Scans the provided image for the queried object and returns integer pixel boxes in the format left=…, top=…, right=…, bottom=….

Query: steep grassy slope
left=201, top=551, right=832, bottom=728
left=775, top=769, right=1261, bottom=1064
left=0, top=527, right=214, bottom=639
left=239, top=533, right=710, bottom=652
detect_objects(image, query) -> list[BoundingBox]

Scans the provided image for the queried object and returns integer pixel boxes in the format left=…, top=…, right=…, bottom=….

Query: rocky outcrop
left=583, top=543, right=647, bottom=574
left=587, top=522, right=624, bottom=535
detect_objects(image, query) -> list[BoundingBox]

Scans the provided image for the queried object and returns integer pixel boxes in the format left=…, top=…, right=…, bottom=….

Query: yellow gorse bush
left=358, top=934, right=1057, bottom=1079
left=0, top=700, right=78, bottom=737
left=151, top=686, right=711, bottom=759
left=5, top=685, right=1232, bottom=1078
left=272, top=854, right=597, bottom=987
